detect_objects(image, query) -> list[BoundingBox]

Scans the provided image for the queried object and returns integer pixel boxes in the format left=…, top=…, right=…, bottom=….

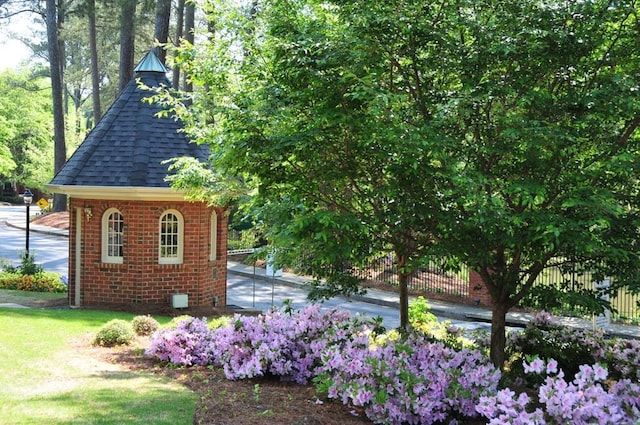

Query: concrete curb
left=3, top=220, right=69, bottom=238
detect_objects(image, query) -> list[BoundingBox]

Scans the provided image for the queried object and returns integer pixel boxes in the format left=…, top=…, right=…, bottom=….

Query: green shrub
left=17, top=252, right=44, bottom=275
left=94, top=319, right=136, bottom=347
left=1, top=252, right=44, bottom=276
left=208, top=316, right=232, bottom=330
left=409, top=296, right=471, bottom=350
left=131, top=315, right=160, bottom=336
left=409, top=296, right=439, bottom=326
left=504, top=312, right=606, bottom=386
left=164, top=315, right=194, bottom=329
left=0, top=272, right=67, bottom=293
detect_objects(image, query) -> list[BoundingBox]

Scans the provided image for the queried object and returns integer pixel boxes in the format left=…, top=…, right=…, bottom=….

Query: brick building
left=46, top=51, right=227, bottom=310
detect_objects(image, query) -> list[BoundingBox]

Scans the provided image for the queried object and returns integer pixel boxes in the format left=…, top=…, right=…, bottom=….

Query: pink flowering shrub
left=315, top=330, right=501, bottom=424
left=477, top=358, right=640, bottom=425
left=602, top=338, right=640, bottom=382
left=506, top=311, right=603, bottom=384
left=506, top=311, right=640, bottom=385
left=145, top=316, right=215, bottom=366
left=145, top=306, right=640, bottom=425
left=209, top=304, right=366, bottom=383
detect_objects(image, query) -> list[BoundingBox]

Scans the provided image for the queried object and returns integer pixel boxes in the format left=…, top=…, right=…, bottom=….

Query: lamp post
left=23, top=189, right=33, bottom=258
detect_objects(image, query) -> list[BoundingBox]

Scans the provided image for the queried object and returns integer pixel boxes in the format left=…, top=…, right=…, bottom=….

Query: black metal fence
left=352, top=254, right=470, bottom=298
left=353, top=253, right=639, bottom=322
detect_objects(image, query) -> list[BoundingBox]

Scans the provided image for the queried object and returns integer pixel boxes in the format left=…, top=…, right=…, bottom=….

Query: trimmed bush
left=505, top=311, right=606, bottom=385
left=94, top=319, right=136, bottom=347
left=131, top=315, right=160, bottom=336
left=0, top=272, right=67, bottom=293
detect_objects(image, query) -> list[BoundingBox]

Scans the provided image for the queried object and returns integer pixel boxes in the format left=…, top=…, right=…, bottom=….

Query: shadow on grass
left=0, top=307, right=192, bottom=425
left=14, top=383, right=196, bottom=425
left=0, top=306, right=171, bottom=329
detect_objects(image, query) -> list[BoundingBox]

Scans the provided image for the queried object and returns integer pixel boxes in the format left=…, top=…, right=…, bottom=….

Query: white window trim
left=158, top=209, right=184, bottom=264
left=210, top=210, right=217, bottom=261
left=101, top=208, right=124, bottom=264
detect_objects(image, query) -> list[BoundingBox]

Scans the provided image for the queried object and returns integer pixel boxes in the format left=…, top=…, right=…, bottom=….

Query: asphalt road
left=0, top=206, right=68, bottom=275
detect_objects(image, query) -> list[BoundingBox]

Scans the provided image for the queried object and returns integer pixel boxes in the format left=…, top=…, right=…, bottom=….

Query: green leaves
left=170, top=0, right=639, bottom=361
left=0, top=69, right=53, bottom=186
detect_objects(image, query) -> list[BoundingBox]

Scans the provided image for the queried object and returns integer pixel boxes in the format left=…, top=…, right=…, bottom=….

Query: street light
left=23, top=189, right=33, bottom=258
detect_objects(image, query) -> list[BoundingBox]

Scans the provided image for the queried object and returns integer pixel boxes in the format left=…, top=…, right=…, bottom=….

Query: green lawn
left=0, top=306, right=197, bottom=425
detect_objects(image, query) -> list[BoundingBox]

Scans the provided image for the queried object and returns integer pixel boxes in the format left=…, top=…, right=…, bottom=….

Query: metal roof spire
left=134, top=49, right=168, bottom=74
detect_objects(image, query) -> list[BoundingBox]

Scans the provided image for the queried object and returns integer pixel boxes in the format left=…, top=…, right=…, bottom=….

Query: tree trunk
left=153, top=0, right=171, bottom=64
left=172, top=0, right=185, bottom=89
left=58, top=1, right=67, bottom=116
left=183, top=2, right=195, bottom=94
left=88, top=0, right=101, bottom=121
left=490, top=298, right=508, bottom=369
left=396, top=253, right=410, bottom=329
left=73, top=87, right=82, bottom=136
left=118, top=0, right=137, bottom=92
left=46, top=0, right=67, bottom=212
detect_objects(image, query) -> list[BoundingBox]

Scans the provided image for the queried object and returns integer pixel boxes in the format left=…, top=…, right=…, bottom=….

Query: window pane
left=106, top=211, right=123, bottom=259
left=160, top=212, right=181, bottom=260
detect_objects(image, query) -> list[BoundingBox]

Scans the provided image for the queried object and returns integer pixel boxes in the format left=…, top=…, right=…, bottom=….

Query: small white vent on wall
left=172, top=294, right=188, bottom=309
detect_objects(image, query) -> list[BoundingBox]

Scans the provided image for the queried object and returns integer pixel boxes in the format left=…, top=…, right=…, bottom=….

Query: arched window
left=210, top=210, right=218, bottom=261
left=159, top=210, right=183, bottom=264
left=101, top=208, right=124, bottom=264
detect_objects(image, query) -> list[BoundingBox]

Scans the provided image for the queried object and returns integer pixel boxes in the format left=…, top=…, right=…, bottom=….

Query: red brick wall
left=68, top=198, right=228, bottom=309
left=469, top=270, right=493, bottom=307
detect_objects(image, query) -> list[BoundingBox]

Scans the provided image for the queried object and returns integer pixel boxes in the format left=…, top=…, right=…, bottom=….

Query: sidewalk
left=8, top=217, right=640, bottom=340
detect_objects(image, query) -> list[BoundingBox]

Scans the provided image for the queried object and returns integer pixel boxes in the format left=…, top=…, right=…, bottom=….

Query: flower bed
left=0, top=271, right=67, bottom=293
left=146, top=306, right=640, bottom=425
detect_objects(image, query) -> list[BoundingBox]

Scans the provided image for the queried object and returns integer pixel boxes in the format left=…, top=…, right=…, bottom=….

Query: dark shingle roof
left=50, top=51, right=208, bottom=188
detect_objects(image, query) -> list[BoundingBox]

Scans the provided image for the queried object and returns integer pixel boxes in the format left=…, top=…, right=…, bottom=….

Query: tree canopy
left=0, top=68, right=54, bottom=188
left=167, top=0, right=640, bottom=368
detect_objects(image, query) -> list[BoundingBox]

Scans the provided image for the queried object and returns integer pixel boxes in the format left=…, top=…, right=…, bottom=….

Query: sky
left=0, top=38, right=32, bottom=70
left=0, top=12, right=42, bottom=71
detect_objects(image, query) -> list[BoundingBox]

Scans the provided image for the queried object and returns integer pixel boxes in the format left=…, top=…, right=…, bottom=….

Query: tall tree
left=0, top=68, right=54, bottom=187
left=87, top=0, right=101, bottom=121
left=172, top=0, right=185, bottom=89
left=434, top=0, right=640, bottom=367
left=118, top=0, right=136, bottom=91
left=45, top=0, right=67, bottom=211
left=153, top=0, right=171, bottom=64
left=182, top=0, right=194, bottom=94
left=167, top=0, right=446, bottom=327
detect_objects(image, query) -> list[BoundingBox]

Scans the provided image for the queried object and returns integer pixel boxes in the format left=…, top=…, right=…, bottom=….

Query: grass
left=0, top=288, right=67, bottom=303
left=0, top=303, right=197, bottom=425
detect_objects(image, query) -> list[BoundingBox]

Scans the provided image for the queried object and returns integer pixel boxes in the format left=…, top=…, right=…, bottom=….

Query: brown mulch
left=86, top=323, right=487, bottom=425
left=90, top=334, right=372, bottom=425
